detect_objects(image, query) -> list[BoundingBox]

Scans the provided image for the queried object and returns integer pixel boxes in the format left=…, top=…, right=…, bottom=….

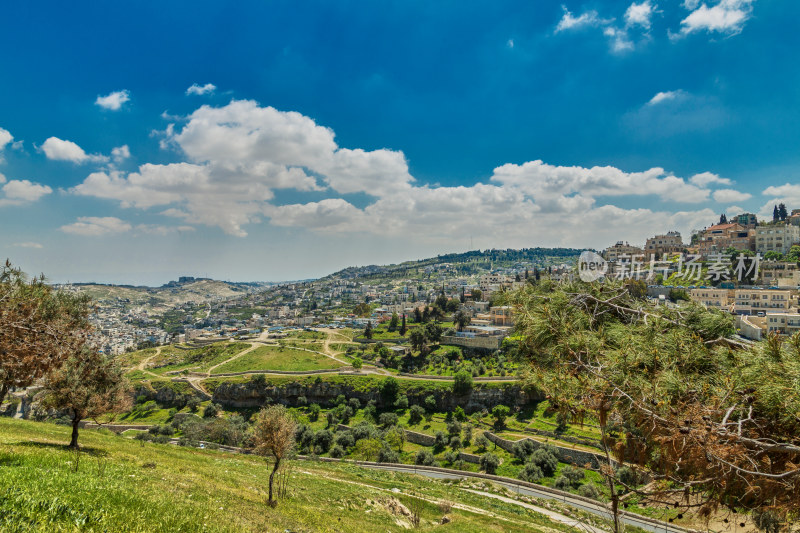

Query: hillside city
left=71, top=205, right=800, bottom=356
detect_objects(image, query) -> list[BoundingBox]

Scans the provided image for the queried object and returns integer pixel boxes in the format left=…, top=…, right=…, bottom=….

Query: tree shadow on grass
left=12, top=441, right=109, bottom=457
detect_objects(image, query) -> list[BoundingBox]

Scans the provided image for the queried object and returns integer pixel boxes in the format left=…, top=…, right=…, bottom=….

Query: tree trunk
left=0, top=383, right=8, bottom=407
left=70, top=417, right=81, bottom=449
left=599, top=421, right=623, bottom=533
left=268, top=457, right=281, bottom=506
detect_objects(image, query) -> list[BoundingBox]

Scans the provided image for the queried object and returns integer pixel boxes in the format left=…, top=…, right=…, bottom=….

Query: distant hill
left=68, top=278, right=271, bottom=312
left=322, top=247, right=587, bottom=282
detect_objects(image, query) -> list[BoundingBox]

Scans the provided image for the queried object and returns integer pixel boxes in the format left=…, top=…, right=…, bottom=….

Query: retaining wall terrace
left=483, top=431, right=615, bottom=469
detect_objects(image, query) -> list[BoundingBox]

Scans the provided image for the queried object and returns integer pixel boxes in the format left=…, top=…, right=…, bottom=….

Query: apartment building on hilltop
left=603, top=241, right=644, bottom=262
left=645, top=231, right=684, bottom=258
left=755, top=224, right=800, bottom=255
left=690, top=288, right=733, bottom=311
left=733, top=288, right=795, bottom=315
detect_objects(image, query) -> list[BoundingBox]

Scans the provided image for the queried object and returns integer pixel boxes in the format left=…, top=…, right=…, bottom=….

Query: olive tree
left=253, top=405, right=297, bottom=506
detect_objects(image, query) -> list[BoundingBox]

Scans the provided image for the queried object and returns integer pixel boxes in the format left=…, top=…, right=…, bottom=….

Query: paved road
left=364, top=463, right=687, bottom=533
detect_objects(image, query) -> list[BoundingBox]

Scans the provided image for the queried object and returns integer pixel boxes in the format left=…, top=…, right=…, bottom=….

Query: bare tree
left=0, top=261, right=90, bottom=405
left=253, top=405, right=297, bottom=507
left=40, top=346, right=132, bottom=448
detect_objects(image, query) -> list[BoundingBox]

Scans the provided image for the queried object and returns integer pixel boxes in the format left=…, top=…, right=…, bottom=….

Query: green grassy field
left=0, top=418, right=577, bottom=532
left=213, top=346, right=343, bottom=373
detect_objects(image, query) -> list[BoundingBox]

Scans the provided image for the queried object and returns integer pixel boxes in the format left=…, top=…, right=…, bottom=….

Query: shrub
left=308, top=403, right=321, bottom=421
left=553, top=475, right=571, bottom=491
left=444, top=411, right=453, bottom=423
left=415, top=450, right=437, bottom=466
left=329, top=444, right=345, bottom=458
left=616, top=466, right=641, bottom=487
left=380, top=377, right=400, bottom=405
left=475, top=434, right=490, bottom=452
left=462, top=425, right=472, bottom=446
left=578, top=483, right=601, bottom=500
left=446, top=420, right=462, bottom=437
left=424, top=395, right=437, bottom=411
left=560, top=465, right=585, bottom=488
left=377, top=446, right=399, bottom=463
left=453, top=370, right=473, bottom=395
left=434, top=431, right=447, bottom=452
left=443, top=451, right=458, bottom=464
left=202, top=403, right=219, bottom=419
left=394, top=395, right=409, bottom=410
left=530, top=448, right=558, bottom=477
left=313, top=429, right=334, bottom=453
left=454, top=406, right=467, bottom=421
left=187, top=397, right=201, bottom=412
left=335, top=431, right=355, bottom=449
left=296, top=395, right=308, bottom=407
left=378, top=412, right=399, bottom=428
left=348, top=398, right=361, bottom=411
left=351, top=421, right=378, bottom=441
left=479, top=453, right=500, bottom=474
left=408, top=404, right=425, bottom=425
left=250, top=374, right=266, bottom=385
left=519, top=462, right=544, bottom=482
left=555, top=411, right=568, bottom=434
left=491, top=405, right=510, bottom=428
left=511, top=439, right=536, bottom=462
left=335, top=394, right=346, bottom=406
left=363, top=403, right=377, bottom=422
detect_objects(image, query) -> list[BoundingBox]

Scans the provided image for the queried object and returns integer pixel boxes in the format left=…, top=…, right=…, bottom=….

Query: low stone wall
left=403, top=429, right=436, bottom=446
left=522, top=428, right=602, bottom=450
left=396, top=373, right=513, bottom=381
left=483, top=431, right=614, bottom=469
left=81, top=422, right=153, bottom=433
left=353, top=337, right=408, bottom=344
left=458, top=451, right=481, bottom=464
left=208, top=368, right=351, bottom=378
left=440, top=335, right=502, bottom=351
left=336, top=424, right=437, bottom=447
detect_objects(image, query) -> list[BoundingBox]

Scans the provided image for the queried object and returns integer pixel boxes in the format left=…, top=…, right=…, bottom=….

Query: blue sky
left=1, top=0, right=799, bottom=284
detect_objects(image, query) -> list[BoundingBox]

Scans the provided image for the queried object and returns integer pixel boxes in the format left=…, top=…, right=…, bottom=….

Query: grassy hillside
left=0, top=418, right=579, bottom=533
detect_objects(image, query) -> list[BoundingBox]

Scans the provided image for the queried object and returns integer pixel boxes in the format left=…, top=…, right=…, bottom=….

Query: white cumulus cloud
left=0, top=179, right=53, bottom=206
left=678, top=0, right=755, bottom=36
left=555, top=7, right=605, bottom=32
left=625, top=1, right=656, bottom=29
left=186, top=83, right=217, bottom=96
left=712, top=188, right=752, bottom=202
left=95, top=90, right=130, bottom=111
left=689, top=171, right=732, bottom=187
left=41, top=137, right=108, bottom=164
left=60, top=216, right=132, bottom=236
left=647, top=90, right=687, bottom=105
left=111, top=145, right=130, bottom=163
left=0, top=127, right=12, bottom=150
left=72, top=99, right=744, bottom=246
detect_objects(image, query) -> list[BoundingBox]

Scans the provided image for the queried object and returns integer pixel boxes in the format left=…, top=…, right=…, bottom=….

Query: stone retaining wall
left=483, top=430, right=615, bottom=469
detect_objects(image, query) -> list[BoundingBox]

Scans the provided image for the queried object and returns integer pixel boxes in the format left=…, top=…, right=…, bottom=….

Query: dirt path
left=205, top=342, right=266, bottom=375
left=294, top=470, right=565, bottom=531
left=463, top=489, right=605, bottom=533
left=134, top=347, right=164, bottom=379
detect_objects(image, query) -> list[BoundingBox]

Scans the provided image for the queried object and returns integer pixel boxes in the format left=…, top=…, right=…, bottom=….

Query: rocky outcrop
left=134, top=382, right=204, bottom=407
